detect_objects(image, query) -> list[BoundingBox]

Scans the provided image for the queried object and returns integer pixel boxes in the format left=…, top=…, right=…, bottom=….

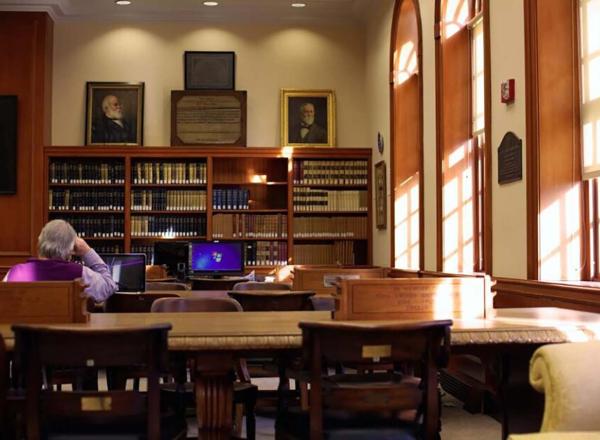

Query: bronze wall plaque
left=171, top=90, right=247, bottom=146
left=498, top=131, right=522, bottom=184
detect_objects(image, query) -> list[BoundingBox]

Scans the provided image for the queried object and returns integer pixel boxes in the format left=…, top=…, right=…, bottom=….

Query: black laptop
left=99, top=253, right=146, bottom=293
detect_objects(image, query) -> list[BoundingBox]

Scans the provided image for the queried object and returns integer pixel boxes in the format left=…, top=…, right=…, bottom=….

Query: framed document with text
left=171, top=90, right=246, bottom=146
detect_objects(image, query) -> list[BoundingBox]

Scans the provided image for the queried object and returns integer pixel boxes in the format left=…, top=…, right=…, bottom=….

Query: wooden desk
left=2, top=308, right=599, bottom=439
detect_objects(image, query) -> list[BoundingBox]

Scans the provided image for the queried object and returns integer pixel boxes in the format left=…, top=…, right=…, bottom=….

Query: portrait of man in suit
left=284, top=92, right=334, bottom=146
left=86, top=82, right=144, bottom=146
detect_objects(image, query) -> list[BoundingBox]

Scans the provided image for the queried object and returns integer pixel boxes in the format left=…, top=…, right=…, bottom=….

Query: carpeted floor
left=188, top=391, right=502, bottom=439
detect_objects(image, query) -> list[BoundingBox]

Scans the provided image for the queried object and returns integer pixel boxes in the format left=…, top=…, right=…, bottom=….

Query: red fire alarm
left=501, top=79, right=515, bottom=104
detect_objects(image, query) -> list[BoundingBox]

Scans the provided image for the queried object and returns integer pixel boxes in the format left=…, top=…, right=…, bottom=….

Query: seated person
left=3, top=219, right=116, bottom=302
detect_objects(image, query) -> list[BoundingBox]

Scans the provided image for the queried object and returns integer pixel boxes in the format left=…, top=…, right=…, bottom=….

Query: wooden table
left=2, top=307, right=600, bottom=439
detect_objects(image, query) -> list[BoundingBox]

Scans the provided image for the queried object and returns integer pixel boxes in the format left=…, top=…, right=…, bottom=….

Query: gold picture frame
left=375, top=160, right=387, bottom=229
left=85, top=82, right=144, bottom=146
left=280, top=89, right=335, bottom=147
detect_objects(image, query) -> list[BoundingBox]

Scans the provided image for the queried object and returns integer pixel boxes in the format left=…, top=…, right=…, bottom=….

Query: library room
left=1, top=0, right=600, bottom=439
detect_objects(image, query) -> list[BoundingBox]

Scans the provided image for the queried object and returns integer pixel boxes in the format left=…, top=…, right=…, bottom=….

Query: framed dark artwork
left=185, top=51, right=235, bottom=90
left=0, top=95, right=18, bottom=194
left=86, top=82, right=144, bottom=146
left=281, top=89, right=335, bottom=147
left=171, top=90, right=247, bottom=146
left=375, top=160, right=387, bottom=229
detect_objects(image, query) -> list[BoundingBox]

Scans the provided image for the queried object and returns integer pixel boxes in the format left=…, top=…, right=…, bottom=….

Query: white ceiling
left=0, top=0, right=373, bottom=23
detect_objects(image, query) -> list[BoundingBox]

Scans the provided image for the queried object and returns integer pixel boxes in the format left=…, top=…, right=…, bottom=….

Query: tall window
left=582, top=0, right=600, bottom=278
left=437, top=0, right=487, bottom=273
left=391, top=0, right=422, bottom=270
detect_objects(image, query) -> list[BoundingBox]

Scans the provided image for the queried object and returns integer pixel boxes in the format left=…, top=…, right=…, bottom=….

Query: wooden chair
left=104, top=292, right=181, bottom=313
left=145, top=281, right=190, bottom=291
left=0, top=280, right=87, bottom=323
left=227, top=290, right=315, bottom=312
left=12, top=323, right=172, bottom=440
left=233, top=281, right=292, bottom=291
left=151, top=297, right=258, bottom=440
left=277, top=320, right=452, bottom=440
left=189, top=277, right=248, bottom=290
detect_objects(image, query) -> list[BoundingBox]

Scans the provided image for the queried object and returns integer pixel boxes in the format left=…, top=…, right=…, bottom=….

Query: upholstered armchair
left=509, top=341, right=600, bottom=440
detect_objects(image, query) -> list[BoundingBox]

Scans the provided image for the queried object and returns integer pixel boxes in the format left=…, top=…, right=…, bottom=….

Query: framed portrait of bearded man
left=86, top=82, right=144, bottom=146
left=281, top=89, right=335, bottom=147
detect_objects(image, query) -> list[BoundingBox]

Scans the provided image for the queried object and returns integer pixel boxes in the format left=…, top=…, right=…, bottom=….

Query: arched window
left=390, top=0, right=423, bottom=270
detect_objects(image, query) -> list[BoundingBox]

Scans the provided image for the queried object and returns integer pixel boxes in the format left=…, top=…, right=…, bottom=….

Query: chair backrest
left=227, top=290, right=315, bottom=311
left=151, top=296, right=242, bottom=313
left=104, top=292, right=181, bottom=313
left=0, top=280, right=87, bottom=323
left=145, top=281, right=190, bottom=291
left=232, top=281, right=292, bottom=291
left=12, top=323, right=171, bottom=439
left=190, top=277, right=247, bottom=291
left=298, top=320, right=452, bottom=440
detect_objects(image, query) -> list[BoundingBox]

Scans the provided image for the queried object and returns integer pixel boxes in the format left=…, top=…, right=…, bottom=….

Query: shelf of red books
left=243, top=240, right=288, bottom=267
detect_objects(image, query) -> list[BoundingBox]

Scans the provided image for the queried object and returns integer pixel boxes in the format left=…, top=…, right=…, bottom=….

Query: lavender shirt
left=3, top=249, right=117, bottom=303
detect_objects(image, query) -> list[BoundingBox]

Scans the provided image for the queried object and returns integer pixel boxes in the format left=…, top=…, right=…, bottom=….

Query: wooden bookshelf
left=44, top=146, right=372, bottom=268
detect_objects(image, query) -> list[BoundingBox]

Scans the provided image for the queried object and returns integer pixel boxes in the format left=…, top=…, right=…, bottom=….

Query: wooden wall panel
left=0, top=12, right=52, bottom=268
left=525, top=0, right=581, bottom=279
left=390, top=0, right=423, bottom=270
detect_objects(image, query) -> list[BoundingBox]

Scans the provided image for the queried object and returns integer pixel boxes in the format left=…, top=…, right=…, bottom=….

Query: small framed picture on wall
left=85, top=82, right=144, bottom=146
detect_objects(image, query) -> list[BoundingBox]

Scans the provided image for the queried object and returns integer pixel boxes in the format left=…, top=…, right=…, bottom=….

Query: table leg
left=194, top=352, right=235, bottom=440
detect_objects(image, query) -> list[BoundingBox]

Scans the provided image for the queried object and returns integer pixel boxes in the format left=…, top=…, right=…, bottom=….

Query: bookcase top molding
left=44, top=146, right=372, bottom=159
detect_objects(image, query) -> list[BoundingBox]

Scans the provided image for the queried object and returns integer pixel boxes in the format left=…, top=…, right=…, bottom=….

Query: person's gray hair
left=37, top=219, right=77, bottom=260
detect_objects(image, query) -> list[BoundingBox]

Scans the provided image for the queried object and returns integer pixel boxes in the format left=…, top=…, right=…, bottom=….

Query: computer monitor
left=188, top=241, right=244, bottom=277
left=153, top=241, right=189, bottom=280
left=99, top=253, right=146, bottom=292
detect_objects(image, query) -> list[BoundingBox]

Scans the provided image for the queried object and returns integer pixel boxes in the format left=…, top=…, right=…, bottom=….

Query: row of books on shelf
left=93, top=244, right=124, bottom=254
left=293, top=242, right=357, bottom=265
left=131, top=216, right=207, bottom=238
left=49, top=189, right=125, bottom=211
left=293, top=188, right=369, bottom=212
left=133, top=161, right=207, bottom=185
left=213, top=188, right=250, bottom=210
left=293, top=160, right=369, bottom=185
left=244, top=241, right=288, bottom=266
left=292, top=216, right=368, bottom=238
left=131, top=190, right=207, bottom=211
left=49, top=215, right=124, bottom=238
left=49, top=161, right=125, bottom=184
left=132, top=245, right=154, bottom=263
left=212, top=214, right=288, bottom=239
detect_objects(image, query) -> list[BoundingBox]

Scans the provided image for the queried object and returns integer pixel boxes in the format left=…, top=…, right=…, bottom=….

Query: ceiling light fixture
left=291, top=2, right=306, bottom=7
left=203, top=1, right=219, bottom=5
left=114, top=0, right=132, bottom=5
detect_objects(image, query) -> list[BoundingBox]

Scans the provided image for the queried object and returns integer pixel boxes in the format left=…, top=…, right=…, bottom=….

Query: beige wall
left=52, top=21, right=368, bottom=147
left=365, top=0, right=394, bottom=267
left=364, top=0, right=528, bottom=277
left=489, top=0, right=527, bottom=278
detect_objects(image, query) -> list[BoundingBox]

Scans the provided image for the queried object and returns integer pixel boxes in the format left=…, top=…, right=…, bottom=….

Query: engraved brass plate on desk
left=171, top=90, right=247, bottom=146
left=362, top=344, right=391, bottom=360
left=81, top=396, right=112, bottom=411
